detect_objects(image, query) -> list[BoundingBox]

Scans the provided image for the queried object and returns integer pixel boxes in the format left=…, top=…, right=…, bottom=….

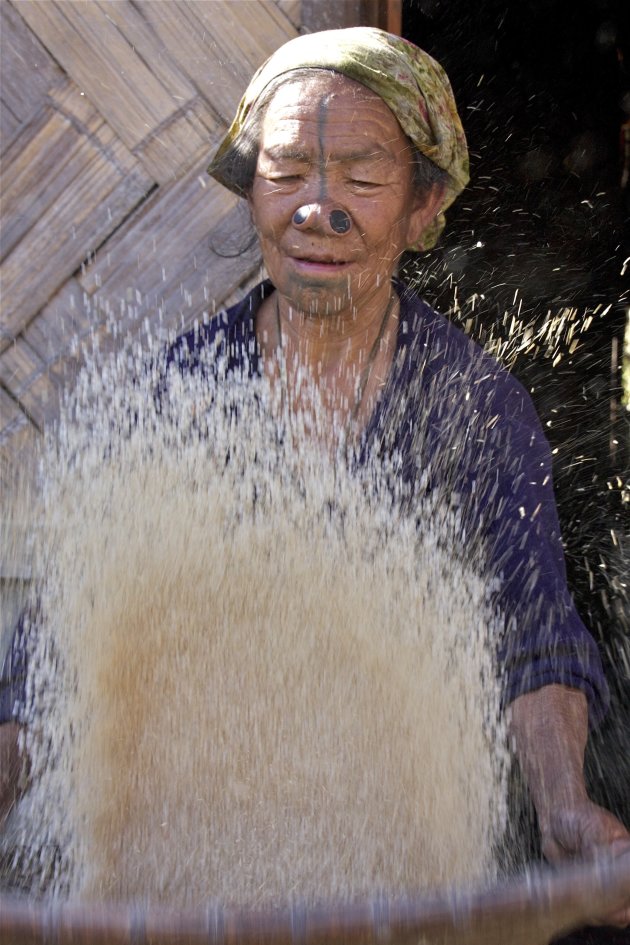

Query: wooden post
left=379, top=0, right=403, bottom=35
left=306, top=0, right=403, bottom=34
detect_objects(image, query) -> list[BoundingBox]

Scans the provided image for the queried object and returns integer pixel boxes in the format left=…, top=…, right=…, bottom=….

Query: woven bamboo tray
left=1, top=850, right=628, bottom=945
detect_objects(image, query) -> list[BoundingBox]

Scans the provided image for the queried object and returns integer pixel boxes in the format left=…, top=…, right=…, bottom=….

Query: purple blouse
left=165, top=279, right=609, bottom=726
left=0, top=280, right=609, bottom=727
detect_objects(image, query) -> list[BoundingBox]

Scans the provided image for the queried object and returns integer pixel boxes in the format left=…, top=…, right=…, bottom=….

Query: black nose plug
left=292, top=205, right=352, bottom=233
left=293, top=205, right=312, bottom=225
left=329, top=209, right=351, bottom=233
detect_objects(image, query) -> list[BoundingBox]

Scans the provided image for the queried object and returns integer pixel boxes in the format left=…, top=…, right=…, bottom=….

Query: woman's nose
left=292, top=204, right=352, bottom=234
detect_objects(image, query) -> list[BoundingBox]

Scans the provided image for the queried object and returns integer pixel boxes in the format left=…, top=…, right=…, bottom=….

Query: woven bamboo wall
left=0, top=0, right=397, bottom=490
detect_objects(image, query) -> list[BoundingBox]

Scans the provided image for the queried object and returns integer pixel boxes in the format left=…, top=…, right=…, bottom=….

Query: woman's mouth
left=290, top=255, right=351, bottom=272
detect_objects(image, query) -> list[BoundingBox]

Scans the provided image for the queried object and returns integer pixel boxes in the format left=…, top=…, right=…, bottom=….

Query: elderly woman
left=1, top=25, right=629, bottom=928
left=179, top=26, right=630, bottom=923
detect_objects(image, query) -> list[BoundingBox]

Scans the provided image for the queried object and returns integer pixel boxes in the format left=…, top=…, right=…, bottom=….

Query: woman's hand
left=509, top=685, right=630, bottom=927
left=540, top=801, right=630, bottom=925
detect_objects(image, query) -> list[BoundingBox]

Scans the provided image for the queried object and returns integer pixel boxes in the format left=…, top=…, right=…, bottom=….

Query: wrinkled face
left=248, top=73, right=439, bottom=316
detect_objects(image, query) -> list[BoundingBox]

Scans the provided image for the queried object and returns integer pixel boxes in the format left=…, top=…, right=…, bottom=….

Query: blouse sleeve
left=478, top=382, right=610, bottom=727
left=395, top=299, right=611, bottom=730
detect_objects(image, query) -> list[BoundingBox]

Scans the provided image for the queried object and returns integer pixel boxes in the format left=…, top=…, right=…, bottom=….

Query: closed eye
left=349, top=179, right=383, bottom=189
left=265, top=174, right=303, bottom=184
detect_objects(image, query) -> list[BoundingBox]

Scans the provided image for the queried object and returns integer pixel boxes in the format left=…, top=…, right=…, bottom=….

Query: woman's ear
left=406, top=183, right=446, bottom=248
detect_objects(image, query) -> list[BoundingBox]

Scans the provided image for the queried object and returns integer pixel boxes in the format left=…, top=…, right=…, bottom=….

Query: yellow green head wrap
left=208, top=27, right=469, bottom=250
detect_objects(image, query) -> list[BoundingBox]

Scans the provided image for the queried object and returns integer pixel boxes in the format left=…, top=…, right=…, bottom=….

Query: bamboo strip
left=0, top=2, right=64, bottom=137
left=274, top=0, right=302, bottom=32
left=0, top=82, right=153, bottom=347
left=15, top=0, right=193, bottom=151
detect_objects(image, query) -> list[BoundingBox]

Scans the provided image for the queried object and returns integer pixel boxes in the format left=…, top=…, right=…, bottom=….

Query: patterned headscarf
left=208, top=27, right=469, bottom=250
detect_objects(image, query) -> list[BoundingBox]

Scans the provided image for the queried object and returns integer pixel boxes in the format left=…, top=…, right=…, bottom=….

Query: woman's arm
left=509, top=683, right=630, bottom=926
left=0, top=721, right=22, bottom=827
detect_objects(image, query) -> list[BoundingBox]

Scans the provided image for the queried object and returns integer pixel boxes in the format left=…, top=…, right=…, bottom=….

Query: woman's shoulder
left=397, top=283, right=541, bottom=433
